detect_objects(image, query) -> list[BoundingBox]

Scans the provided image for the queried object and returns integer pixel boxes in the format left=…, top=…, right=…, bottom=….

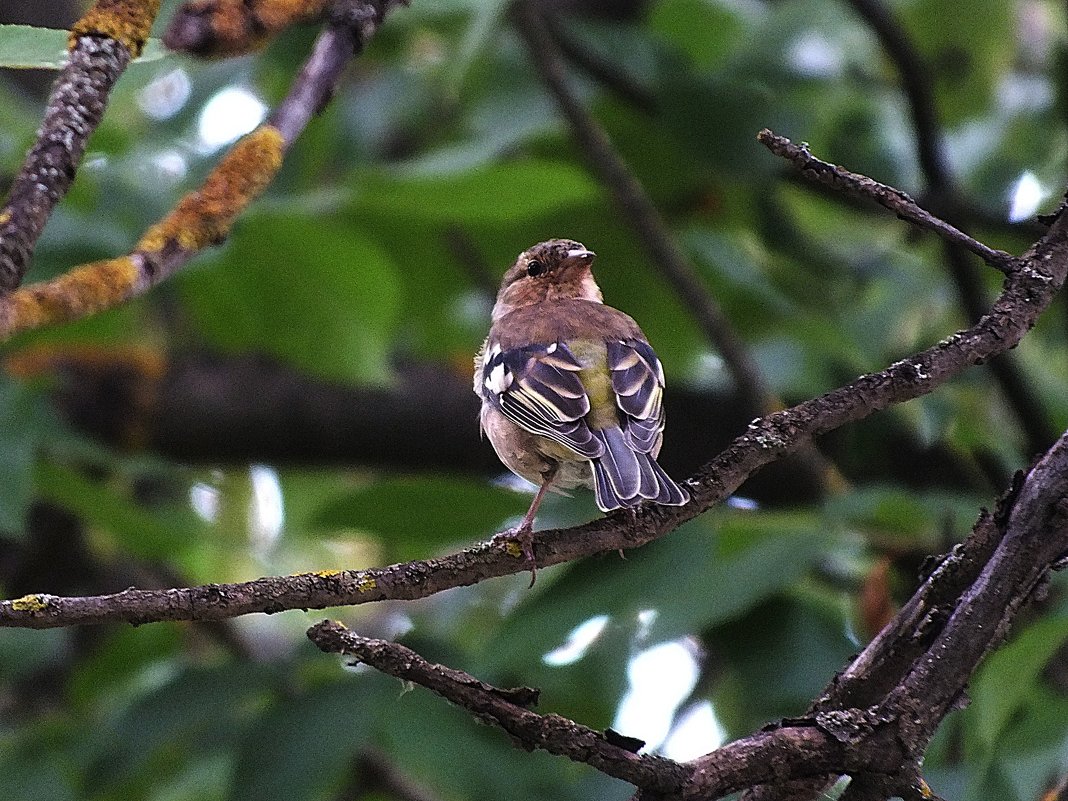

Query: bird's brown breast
left=488, top=300, right=644, bottom=350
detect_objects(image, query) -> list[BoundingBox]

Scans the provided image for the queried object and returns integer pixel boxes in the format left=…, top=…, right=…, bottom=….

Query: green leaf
left=484, top=511, right=831, bottom=671
left=230, top=679, right=385, bottom=801
left=353, top=161, right=601, bottom=222
left=899, top=0, right=1014, bottom=124
left=312, top=476, right=530, bottom=561
left=650, top=0, right=744, bottom=69
left=179, top=215, right=402, bottom=385
left=0, top=25, right=166, bottom=69
left=822, top=485, right=980, bottom=552
left=34, top=461, right=208, bottom=559
left=0, top=376, right=63, bottom=536
left=967, top=614, right=1068, bottom=758
left=0, top=406, right=36, bottom=534
left=711, top=596, right=858, bottom=734
left=448, top=0, right=511, bottom=91
left=87, top=663, right=271, bottom=792
left=0, top=722, right=81, bottom=801
left=379, top=675, right=620, bottom=801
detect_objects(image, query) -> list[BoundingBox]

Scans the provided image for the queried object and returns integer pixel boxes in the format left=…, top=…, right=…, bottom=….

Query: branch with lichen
left=0, top=0, right=395, bottom=343
left=0, top=127, right=283, bottom=338
left=164, top=0, right=329, bottom=57
left=0, top=0, right=161, bottom=293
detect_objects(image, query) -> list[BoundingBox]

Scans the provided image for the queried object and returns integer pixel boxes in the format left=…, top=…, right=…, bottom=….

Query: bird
left=474, top=238, right=689, bottom=579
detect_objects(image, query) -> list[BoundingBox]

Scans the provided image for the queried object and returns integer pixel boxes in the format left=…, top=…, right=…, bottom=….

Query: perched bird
left=474, top=239, right=689, bottom=576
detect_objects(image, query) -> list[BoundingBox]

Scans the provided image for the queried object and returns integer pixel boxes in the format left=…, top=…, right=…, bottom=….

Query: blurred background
left=1, top=0, right=1067, bottom=799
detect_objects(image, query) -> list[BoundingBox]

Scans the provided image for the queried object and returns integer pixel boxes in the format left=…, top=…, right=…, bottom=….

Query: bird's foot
left=493, top=522, right=537, bottom=586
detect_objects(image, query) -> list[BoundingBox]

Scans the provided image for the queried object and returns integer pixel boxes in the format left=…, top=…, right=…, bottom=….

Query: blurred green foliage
left=1, top=0, right=1067, bottom=799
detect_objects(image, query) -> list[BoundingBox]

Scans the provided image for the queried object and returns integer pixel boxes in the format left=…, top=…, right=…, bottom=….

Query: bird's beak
left=561, top=247, right=596, bottom=270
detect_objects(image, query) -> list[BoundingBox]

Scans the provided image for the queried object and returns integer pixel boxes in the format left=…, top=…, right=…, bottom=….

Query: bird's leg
left=618, top=506, right=639, bottom=559
left=494, top=466, right=557, bottom=585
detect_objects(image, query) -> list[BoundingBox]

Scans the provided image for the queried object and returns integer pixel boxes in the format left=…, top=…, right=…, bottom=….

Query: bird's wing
left=480, top=342, right=603, bottom=459
left=606, top=339, right=667, bottom=453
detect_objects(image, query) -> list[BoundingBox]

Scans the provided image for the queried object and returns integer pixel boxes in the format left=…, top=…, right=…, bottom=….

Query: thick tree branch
left=0, top=0, right=160, bottom=292
left=685, top=430, right=1068, bottom=801
left=744, top=444, right=1068, bottom=801
left=163, top=0, right=328, bottom=57
left=2, top=134, right=1066, bottom=629
left=7, top=348, right=979, bottom=503
left=895, top=435, right=1068, bottom=744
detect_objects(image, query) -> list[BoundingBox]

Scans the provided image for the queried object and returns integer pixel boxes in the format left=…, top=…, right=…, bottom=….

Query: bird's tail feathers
left=592, top=427, right=690, bottom=512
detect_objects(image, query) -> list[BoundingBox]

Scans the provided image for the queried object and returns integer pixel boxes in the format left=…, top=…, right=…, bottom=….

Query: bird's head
left=492, top=239, right=602, bottom=320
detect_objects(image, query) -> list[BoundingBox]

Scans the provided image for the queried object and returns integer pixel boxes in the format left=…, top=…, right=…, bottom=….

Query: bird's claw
left=493, top=524, right=537, bottom=586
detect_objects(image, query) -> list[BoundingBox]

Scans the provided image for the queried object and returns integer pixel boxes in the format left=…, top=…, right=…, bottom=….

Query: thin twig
left=0, top=0, right=161, bottom=292
left=268, top=0, right=392, bottom=144
left=756, top=130, right=1017, bottom=273
left=3, top=158, right=1066, bottom=628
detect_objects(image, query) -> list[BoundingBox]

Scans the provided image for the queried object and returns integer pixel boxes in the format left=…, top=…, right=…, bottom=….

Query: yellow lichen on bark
left=10, top=594, right=50, bottom=613
left=69, top=0, right=162, bottom=57
left=137, top=125, right=285, bottom=256
left=0, top=126, right=284, bottom=341
left=0, top=257, right=139, bottom=339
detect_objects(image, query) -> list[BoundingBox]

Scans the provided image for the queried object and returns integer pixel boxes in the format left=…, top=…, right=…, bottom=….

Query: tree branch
left=844, top=0, right=951, bottom=194
left=7, top=347, right=980, bottom=503
left=307, top=623, right=913, bottom=798
left=310, top=425, right=1068, bottom=800
left=542, top=14, right=657, bottom=114
left=686, top=430, right=1068, bottom=800
left=0, top=0, right=160, bottom=292
left=163, top=0, right=328, bottom=57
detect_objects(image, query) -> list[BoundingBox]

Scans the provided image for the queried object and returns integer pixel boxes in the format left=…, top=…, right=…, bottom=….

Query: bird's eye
left=526, top=259, right=545, bottom=277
